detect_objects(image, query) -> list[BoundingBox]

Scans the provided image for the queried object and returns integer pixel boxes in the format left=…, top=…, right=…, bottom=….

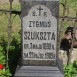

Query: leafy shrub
left=0, top=46, right=11, bottom=77
left=0, top=69, right=11, bottom=77
left=0, top=46, right=5, bottom=65
left=64, top=61, right=77, bottom=77
left=0, top=37, right=21, bottom=77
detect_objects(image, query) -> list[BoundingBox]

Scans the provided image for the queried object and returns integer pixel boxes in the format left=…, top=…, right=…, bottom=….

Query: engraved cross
left=37, top=6, right=43, bottom=16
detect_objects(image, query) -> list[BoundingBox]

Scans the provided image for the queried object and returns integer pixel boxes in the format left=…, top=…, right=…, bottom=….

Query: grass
left=0, top=4, right=21, bottom=43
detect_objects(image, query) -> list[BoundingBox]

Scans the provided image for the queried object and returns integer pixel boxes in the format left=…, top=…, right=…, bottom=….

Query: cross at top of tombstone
left=37, top=6, right=43, bottom=16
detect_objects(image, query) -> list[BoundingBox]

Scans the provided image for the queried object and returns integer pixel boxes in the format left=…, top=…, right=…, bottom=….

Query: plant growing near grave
left=64, top=61, right=77, bottom=77
left=0, top=69, right=11, bottom=77
left=0, top=45, right=11, bottom=77
left=0, top=46, right=5, bottom=65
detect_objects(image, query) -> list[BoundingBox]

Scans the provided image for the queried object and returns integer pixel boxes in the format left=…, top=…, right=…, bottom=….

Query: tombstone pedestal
left=15, top=66, right=63, bottom=77
left=15, top=58, right=64, bottom=77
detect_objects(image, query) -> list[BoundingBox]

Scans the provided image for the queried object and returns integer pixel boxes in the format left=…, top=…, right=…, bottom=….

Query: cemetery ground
left=0, top=1, right=77, bottom=77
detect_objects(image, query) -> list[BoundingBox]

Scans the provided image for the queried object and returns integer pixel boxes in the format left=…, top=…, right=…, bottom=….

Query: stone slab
left=15, top=66, right=64, bottom=77
left=22, top=0, right=59, bottom=66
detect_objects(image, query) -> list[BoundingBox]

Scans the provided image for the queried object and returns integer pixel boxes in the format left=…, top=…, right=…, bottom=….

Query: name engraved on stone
left=23, top=5, right=57, bottom=60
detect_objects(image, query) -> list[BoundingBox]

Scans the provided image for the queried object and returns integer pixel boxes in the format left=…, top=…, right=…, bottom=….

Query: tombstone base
left=14, top=65, right=64, bottom=77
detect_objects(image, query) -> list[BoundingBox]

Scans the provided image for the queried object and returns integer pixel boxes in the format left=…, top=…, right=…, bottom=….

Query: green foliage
left=67, top=0, right=77, bottom=9
left=8, top=37, right=21, bottom=77
left=60, top=0, right=77, bottom=9
left=12, top=4, right=21, bottom=11
left=60, top=0, right=77, bottom=18
left=0, top=4, right=21, bottom=43
left=0, top=3, right=21, bottom=75
left=0, top=46, right=6, bottom=65
left=64, top=61, right=77, bottom=77
left=0, top=45, right=12, bottom=77
left=0, top=36, right=21, bottom=77
left=0, top=69, right=12, bottom=77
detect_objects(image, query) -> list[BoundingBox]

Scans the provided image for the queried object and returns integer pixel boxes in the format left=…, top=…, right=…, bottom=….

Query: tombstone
left=14, top=0, right=64, bottom=77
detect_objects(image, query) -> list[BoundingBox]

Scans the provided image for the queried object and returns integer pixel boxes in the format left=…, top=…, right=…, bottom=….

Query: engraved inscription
left=23, top=5, right=57, bottom=60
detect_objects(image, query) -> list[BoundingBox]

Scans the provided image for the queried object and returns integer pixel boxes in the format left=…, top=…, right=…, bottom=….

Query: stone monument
left=14, top=0, right=64, bottom=77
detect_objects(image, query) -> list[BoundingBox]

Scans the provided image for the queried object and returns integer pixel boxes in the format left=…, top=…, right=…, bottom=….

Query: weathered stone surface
left=22, top=0, right=59, bottom=66
left=15, top=66, right=64, bottom=77
left=14, top=0, right=64, bottom=77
